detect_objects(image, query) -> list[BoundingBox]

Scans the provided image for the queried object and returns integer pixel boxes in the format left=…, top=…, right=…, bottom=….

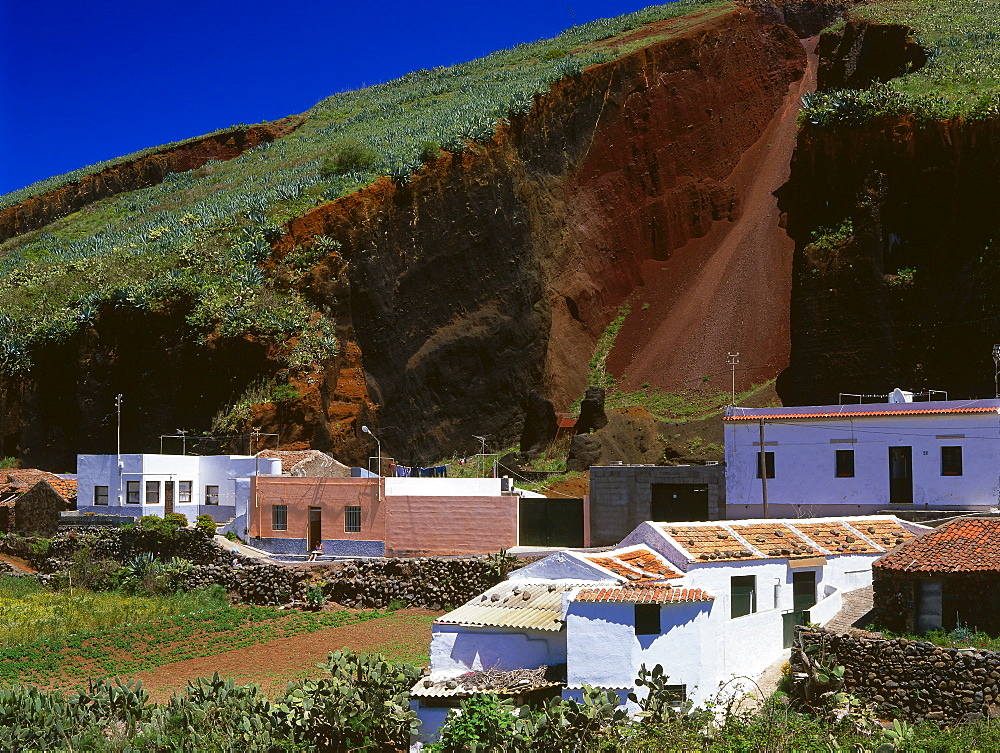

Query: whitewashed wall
left=429, top=625, right=567, bottom=674
left=725, top=412, right=1000, bottom=513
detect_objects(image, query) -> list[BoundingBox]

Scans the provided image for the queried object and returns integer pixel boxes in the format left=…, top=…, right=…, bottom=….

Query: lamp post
left=361, top=425, right=381, bottom=503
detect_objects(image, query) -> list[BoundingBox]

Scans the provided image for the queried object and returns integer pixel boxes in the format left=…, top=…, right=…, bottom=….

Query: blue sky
left=0, top=0, right=658, bottom=196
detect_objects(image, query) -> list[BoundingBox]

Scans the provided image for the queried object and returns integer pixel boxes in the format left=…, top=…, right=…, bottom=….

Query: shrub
left=163, top=512, right=188, bottom=528
left=195, top=514, right=217, bottom=537
left=419, top=140, right=442, bottom=163
left=319, top=139, right=379, bottom=176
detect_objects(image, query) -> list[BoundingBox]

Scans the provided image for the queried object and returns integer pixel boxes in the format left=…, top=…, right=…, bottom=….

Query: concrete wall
left=589, top=465, right=724, bottom=546
left=430, top=625, right=567, bottom=674
left=386, top=495, right=518, bottom=557
left=725, top=412, right=1000, bottom=513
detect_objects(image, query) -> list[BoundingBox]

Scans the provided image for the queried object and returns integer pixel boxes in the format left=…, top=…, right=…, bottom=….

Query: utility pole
left=727, top=352, right=740, bottom=405
left=759, top=417, right=769, bottom=519
left=472, top=435, right=488, bottom=477
left=115, top=394, right=123, bottom=504
left=993, top=345, right=1000, bottom=398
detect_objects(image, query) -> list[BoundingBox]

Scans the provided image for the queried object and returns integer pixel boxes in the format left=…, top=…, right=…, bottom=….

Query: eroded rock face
left=2, top=8, right=807, bottom=468
left=576, top=386, right=609, bottom=435
left=520, top=391, right=557, bottom=455
left=777, top=19, right=1000, bottom=405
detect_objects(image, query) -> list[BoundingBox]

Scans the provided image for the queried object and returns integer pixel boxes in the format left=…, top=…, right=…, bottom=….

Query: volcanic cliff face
left=777, top=19, right=1000, bottom=404
left=274, top=7, right=805, bottom=461
left=2, top=6, right=807, bottom=469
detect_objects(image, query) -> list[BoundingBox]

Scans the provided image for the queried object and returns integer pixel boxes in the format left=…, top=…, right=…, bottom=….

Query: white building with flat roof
left=724, top=395, right=1000, bottom=517
left=76, top=453, right=281, bottom=529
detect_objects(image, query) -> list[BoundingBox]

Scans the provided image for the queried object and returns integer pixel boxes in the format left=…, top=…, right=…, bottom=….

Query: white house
left=76, top=454, right=281, bottom=530
left=724, top=394, right=1000, bottom=517
left=410, top=515, right=929, bottom=743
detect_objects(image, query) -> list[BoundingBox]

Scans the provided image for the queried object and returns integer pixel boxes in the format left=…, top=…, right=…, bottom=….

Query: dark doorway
left=888, top=446, right=913, bottom=504
left=163, top=481, right=174, bottom=516
left=784, top=571, right=818, bottom=647
left=651, top=484, right=709, bottom=522
left=519, top=499, right=584, bottom=547
left=309, top=507, right=322, bottom=552
left=916, top=579, right=943, bottom=633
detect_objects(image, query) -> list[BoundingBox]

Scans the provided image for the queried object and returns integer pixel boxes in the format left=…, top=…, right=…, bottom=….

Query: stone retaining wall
left=793, top=628, right=1000, bottom=724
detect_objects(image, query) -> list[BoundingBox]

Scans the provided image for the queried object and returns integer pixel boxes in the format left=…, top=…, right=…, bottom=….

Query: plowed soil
left=38, top=608, right=439, bottom=702
left=607, top=38, right=820, bottom=394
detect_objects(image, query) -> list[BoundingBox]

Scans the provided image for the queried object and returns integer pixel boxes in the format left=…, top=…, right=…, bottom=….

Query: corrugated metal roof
left=435, top=582, right=575, bottom=632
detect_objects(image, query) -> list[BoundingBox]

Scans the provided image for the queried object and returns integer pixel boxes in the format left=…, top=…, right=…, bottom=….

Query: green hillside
left=0, top=0, right=724, bottom=376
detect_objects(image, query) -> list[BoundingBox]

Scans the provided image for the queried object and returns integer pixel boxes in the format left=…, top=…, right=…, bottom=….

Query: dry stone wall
left=794, top=628, right=1000, bottom=724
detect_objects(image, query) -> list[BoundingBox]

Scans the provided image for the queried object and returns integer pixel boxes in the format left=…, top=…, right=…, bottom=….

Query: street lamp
left=361, top=425, right=380, bottom=477
left=993, top=345, right=1000, bottom=398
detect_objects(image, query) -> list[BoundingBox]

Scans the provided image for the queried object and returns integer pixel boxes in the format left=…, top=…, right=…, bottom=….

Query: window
left=205, top=485, right=219, bottom=505
left=178, top=481, right=192, bottom=503
left=272, top=505, right=288, bottom=531
left=835, top=449, right=855, bottom=478
left=94, top=486, right=109, bottom=506
left=126, top=480, right=140, bottom=504
left=145, top=480, right=160, bottom=505
left=634, top=604, right=661, bottom=635
left=755, top=452, right=774, bottom=479
left=658, top=685, right=687, bottom=710
left=941, top=446, right=963, bottom=476
left=344, top=505, right=362, bottom=533
left=731, top=575, right=756, bottom=618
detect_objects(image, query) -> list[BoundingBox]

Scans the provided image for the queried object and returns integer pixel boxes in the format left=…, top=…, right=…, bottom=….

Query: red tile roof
left=584, top=546, right=682, bottom=582
left=724, top=407, right=998, bottom=421
left=0, top=471, right=76, bottom=506
left=875, top=518, right=1000, bottom=572
left=792, top=521, right=883, bottom=555
left=661, top=524, right=761, bottom=561
left=574, top=585, right=714, bottom=604
left=729, top=523, right=823, bottom=559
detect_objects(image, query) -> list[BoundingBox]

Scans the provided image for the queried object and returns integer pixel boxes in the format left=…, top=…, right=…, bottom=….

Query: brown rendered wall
left=385, top=495, right=518, bottom=557
left=250, top=477, right=383, bottom=542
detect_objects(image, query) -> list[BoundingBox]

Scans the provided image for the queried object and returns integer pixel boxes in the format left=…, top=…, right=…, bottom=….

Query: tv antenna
left=726, top=352, right=740, bottom=405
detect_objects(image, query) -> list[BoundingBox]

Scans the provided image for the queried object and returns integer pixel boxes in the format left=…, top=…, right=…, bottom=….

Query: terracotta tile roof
left=724, top=405, right=999, bottom=421
left=574, top=585, right=714, bottom=604
left=584, top=546, right=682, bottom=582
left=729, top=523, right=823, bottom=559
left=661, top=524, right=761, bottom=562
left=792, top=521, right=883, bottom=555
left=0, top=471, right=76, bottom=506
left=852, top=519, right=916, bottom=551
left=875, top=518, right=1000, bottom=572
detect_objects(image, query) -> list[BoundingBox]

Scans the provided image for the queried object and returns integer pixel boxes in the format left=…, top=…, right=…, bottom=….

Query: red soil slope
left=607, top=38, right=818, bottom=393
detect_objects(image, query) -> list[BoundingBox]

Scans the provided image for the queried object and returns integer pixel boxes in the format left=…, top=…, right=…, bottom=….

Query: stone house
left=411, top=514, right=928, bottom=743
left=724, top=393, right=1000, bottom=517
left=872, top=517, right=1000, bottom=634
left=0, top=470, right=77, bottom=536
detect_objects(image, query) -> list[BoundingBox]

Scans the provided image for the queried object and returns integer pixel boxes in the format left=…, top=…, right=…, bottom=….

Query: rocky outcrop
left=777, top=19, right=1000, bottom=405
left=0, top=118, right=302, bottom=243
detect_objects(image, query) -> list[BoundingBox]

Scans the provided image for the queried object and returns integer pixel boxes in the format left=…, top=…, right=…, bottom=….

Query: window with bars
left=344, top=506, right=362, bottom=533
left=178, top=481, right=192, bottom=503
left=272, top=505, right=288, bottom=531
left=205, top=485, right=219, bottom=505
left=126, top=481, right=140, bottom=504
left=94, top=486, right=109, bottom=506
left=145, top=481, right=160, bottom=505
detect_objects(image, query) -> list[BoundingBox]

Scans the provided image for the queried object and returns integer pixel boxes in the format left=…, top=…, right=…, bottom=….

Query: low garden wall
left=793, top=628, right=1000, bottom=724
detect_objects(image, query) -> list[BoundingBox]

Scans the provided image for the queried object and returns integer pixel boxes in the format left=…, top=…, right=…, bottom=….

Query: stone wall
left=12, top=481, right=68, bottom=537
left=873, top=567, right=1000, bottom=636
left=793, top=628, right=1000, bottom=724
left=180, top=555, right=510, bottom=608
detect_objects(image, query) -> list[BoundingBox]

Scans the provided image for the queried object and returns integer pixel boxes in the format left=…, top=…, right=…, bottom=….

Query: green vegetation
left=211, top=373, right=302, bottom=433
left=587, top=303, right=631, bottom=392
left=0, top=457, right=16, bottom=470
left=870, top=623, right=1000, bottom=652
left=806, top=219, right=854, bottom=253
left=0, top=1, right=726, bottom=376
left=802, top=0, right=1000, bottom=125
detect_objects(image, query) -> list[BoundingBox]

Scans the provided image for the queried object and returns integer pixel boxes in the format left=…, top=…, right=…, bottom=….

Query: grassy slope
left=802, top=0, right=1000, bottom=124
left=0, top=1, right=727, bottom=376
